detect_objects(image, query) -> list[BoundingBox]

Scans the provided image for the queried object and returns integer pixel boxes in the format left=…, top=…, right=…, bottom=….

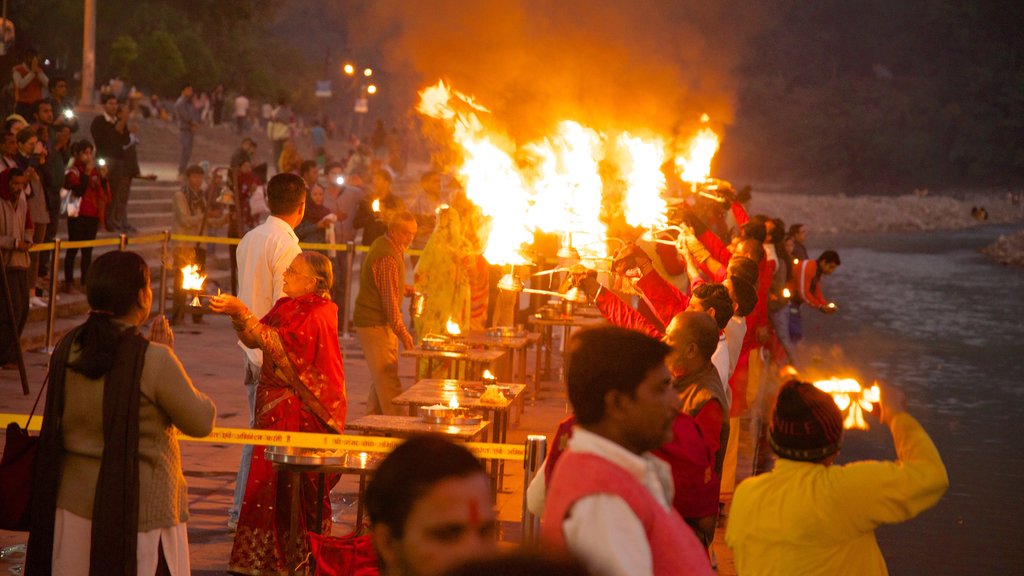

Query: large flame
left=617, top=133, right=668, bottom=229
left=181, top=265, right=206, bottom=291
left=813, top=377, right=881, bottom=430
left=675, top=116, right=721, bottom=185
left=417, top=80, right=720, bottom=264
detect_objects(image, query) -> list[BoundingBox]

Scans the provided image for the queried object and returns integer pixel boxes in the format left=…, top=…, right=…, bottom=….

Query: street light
left=343, top=63, right=355, bottom=76
left=363, top=67, right=373, bottom=77
left=367, top=84, right=378, bottom=95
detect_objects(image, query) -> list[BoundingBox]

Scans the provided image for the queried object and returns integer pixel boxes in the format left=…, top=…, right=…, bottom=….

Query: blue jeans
left=229, top=357, right=260, bottom=523
left=179, top=129, right=194, bottom=175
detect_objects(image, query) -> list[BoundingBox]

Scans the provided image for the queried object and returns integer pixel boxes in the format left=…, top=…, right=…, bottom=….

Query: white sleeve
left=271, top=239, right=302, bottom=304
left=562, top=495, right=653, bottom=576
left=525, top=466, right=547, bottom=517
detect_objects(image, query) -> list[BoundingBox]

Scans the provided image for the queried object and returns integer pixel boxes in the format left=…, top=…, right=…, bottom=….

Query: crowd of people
left=4, top=49, right=953, bottom=576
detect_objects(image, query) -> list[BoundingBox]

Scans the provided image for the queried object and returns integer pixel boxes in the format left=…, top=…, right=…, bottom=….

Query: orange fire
left=417, top=80, right=722, bottom=266
left=181, top=264, right=206, bottom=291
left=445, top=316, right=462, bottom=336
left=813, top=378, right=881, bottom=430
left=448, top=394, right=460, bottom=410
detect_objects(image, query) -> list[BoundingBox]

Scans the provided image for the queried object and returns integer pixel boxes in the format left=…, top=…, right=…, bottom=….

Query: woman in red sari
left=211, top=251, right=347, bottom=575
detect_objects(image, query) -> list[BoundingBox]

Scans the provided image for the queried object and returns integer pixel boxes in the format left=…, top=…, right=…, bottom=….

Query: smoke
left=349, top=0, right=767, bottom=142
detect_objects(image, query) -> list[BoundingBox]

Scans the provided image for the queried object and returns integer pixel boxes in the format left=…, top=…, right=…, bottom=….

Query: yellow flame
left=812, top=378, right=879, bottom=430
left=618, top=133, right=667, bottom=229
left=782, top=288, right=791, bottom=298
left=482, top=369, right=495, bottom=380
left=445, top=316, right=461, bottom=335
left=675, top=122, right=720, bottom=184
left=448, top=395, right=460, bottom=409
left=371, top=198, right=380, bottom=213
left=359, top=452, right=368, bottom=467
left=181, top=265, right=206, bottom=291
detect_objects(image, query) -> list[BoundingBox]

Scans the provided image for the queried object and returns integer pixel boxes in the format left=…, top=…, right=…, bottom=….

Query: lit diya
left=181, top=264, right=219, bottom=307
left=812, top=377, right=881, bottom=430
left=419, top=394, right=481, bottom=425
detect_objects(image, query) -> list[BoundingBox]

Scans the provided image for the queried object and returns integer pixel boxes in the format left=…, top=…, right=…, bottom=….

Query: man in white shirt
left=227, top=172, right=306, bottom=529
left=540, top=326, right=713, bottom=576
left=233, top=93, right=250, bottom=135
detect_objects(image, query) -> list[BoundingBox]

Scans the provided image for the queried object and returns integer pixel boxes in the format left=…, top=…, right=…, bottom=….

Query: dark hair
left=15, top=128, right=38, bottom=146
left=266, top=172, right=306, bottom=215
left=100, top=93, right=118, bottom=106
left=299, top=160, right=319, bottom=176
left=692, top=282, right=734, bottom=330
left=71, top=139, right=94, bottom=156
left=181, top=82, right=192, bottom=92
left=727, top=256, right=759, bottom=287
left=31, top=99, right=52, bottom=119
left=67, top=251, right=150, bottom=379
left=567, top=326, right=671, bottom=426
left=818, top=250, right=841, bottom=266
left=241, top=137, right=256, bottom=147
left=740, top=221, right=767, bottom=244
left=366, top=435, right=485, bottom=538
left=48, top=76, right=67, bottom=91
left=185, top=164, right=205, bottom=176
left=325, top=162, right=344, bottom=173
left=788, top=223, right=804, bottom=237
left=768, top=218, right=786, bottom=244
left=730, top=276, right=758, bottom=317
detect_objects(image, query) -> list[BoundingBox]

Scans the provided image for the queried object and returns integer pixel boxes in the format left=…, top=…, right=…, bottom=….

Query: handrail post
left=521, top=435, right=547, bottom=544
left=341, top=241, right=355, bottom=337
left=44, top=238, right=61, bottom=353
left=119, top=233, right=128, bottom=251
left=159, top=230, right=170, bottom=317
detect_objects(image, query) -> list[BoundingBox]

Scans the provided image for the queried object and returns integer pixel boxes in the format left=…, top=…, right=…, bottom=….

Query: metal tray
left=486, top=326, right=526, bottom=338
left=419, top=405, right=482, bottom=425
left=420, top=337, right=469, bottom=353
left=264, top=445, right=346, bottom=466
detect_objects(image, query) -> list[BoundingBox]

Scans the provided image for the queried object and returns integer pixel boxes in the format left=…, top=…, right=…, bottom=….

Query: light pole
left=81, top=0, right=96, bottom=107
left=342, top=62, right=378, bottom=140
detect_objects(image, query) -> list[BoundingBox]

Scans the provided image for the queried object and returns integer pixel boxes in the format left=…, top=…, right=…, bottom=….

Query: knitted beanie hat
left=769, top=380, right=844, bottom=461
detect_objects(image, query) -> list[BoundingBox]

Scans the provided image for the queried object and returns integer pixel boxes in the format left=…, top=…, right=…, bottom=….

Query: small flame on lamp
left=782, top=288, right=791, bottom=299
left=448, top=395, right=460, bottom=410
left=359, top=452, right=368, bottom=467
left=445, top=317, right=461, bottom=336
left=793, top=258, right=799, bottom=265
left=483, top=369, right=495, bottom=379
left=372, top=198, right=381, bottom=213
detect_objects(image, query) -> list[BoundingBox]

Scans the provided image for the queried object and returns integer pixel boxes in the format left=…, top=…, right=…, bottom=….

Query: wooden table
left=392, top=378, right=527, bottom=493
left=346, top=414, right=491, bottom=441
left=527, top=314, right=606, bottom=388
left=462, top=330, right=540, bottom=385
left=402, top=346, right=506, bottom=380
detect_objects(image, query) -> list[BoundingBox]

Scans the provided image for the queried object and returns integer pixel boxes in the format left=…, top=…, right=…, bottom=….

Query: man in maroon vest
left=541, top=325, right=713, bottom=576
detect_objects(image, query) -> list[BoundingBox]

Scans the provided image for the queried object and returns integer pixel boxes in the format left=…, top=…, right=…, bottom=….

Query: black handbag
left=0, top=375, right=47, bottom=531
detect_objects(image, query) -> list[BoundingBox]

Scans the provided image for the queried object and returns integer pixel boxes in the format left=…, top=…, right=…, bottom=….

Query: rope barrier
left=0, top=413, right=526, bottom=461
left=24, top=233, right=423, bottom=256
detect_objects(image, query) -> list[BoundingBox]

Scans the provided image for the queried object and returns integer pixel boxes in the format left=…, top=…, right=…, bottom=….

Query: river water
left=796, top=224, right=1024, bottom=574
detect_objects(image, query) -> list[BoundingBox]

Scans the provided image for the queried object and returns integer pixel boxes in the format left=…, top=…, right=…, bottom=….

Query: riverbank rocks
left=981, top=230, right=1024, bottom=267
left=750, top=192, right=1024, bottom=234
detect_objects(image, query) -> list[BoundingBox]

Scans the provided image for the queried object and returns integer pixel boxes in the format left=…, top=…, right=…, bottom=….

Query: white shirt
left=712, top=333, right=733, bottom=407
left=560, top=427, right=676, bottom=576
left=235, top=215, right=301, bottom=366
left=233, top=95, right=249, bottom=118
left=725, top=315, right=747, bottom=376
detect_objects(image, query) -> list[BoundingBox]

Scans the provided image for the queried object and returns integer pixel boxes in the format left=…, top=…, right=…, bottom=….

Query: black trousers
left=65, top=216, right=100, bottom=287
left=0, top=267, right=29, bottom=365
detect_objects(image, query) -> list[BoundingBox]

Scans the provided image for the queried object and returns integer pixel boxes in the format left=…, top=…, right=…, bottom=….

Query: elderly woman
left=26, top=250, right=216, bottom=575
left=210, top=251, right=347, bottom=575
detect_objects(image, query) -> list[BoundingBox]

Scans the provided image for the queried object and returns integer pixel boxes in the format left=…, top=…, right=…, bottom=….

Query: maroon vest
left=541, top=451, right=713, bottom=576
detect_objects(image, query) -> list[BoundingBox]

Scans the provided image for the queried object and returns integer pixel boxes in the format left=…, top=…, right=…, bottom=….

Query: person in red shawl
left=210, top=251, right=348, bottom=575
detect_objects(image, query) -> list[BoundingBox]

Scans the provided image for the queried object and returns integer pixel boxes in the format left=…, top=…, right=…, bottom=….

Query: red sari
left=228, top=293, right=347, bottom=575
